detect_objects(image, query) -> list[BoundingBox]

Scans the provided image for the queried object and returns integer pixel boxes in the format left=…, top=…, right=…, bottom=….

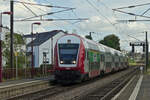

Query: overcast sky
left=1, top=0, right=150, bottom=52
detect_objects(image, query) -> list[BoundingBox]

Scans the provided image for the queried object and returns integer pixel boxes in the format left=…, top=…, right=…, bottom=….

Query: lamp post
left=31, top=22, right=41, bottom=78
left=0, top=11, right=12, bottom=82
left=89, top=32, right=95, bottom=39
left=145, top=31, right=149, bottom=72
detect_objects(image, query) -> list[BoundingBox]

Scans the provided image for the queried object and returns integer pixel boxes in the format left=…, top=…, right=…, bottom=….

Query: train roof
left=82, top=37, right=99, bottom=51
left=97, top=44, right=105, bottom=52
left=82, top=35, right=122, bottom=55
left=58, top=34, right=122, bottom=55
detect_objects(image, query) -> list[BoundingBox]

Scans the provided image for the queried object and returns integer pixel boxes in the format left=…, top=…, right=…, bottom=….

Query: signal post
left=130, top=32, right=149, bottom=72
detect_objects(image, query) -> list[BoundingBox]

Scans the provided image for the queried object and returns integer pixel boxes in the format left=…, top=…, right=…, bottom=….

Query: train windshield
left=58, top=44, right=79, bottom=64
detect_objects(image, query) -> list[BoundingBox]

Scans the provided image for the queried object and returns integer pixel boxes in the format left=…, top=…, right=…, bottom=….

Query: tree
left=99, top=34, right=120, bottom=50
left=85, top=35, right=93, bottom=40
left=2, top=32, right=26, bottom=68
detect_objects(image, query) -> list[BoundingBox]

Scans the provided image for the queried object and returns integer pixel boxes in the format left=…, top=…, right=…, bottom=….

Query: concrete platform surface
left=112, top=74, right=150, bottom=100
left=0, top=75, right=54, bottom=87
left=136, top=75, right=150, bottom=100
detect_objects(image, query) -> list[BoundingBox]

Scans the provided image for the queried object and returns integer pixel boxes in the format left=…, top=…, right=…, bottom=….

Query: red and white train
left=54, top=34, right=128, bottom=83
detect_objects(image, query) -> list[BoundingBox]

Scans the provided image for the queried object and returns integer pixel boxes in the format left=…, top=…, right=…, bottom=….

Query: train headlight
left=60, top=61, right=64, bottom=64
left=72, top=60, right=76, bottom=64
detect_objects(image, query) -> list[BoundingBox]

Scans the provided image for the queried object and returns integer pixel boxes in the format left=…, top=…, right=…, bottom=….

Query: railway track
left=6, top=73, right=113, bottom=100
left=7, top=78, right=99, bottom=100
left=75, top=68, right=138, bottom=100
left=7, top=86, right=59, bottom=100
left=6, top=67, right=138, bottom=100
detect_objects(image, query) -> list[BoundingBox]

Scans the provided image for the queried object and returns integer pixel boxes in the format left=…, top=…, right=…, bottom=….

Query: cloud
left=115, top=22, right=149, bottom=51
left=78, top=14, right=149, bottom=51
left=1, top=0, right=150, bottom=52
left=79, top=16, right=116, bottom=34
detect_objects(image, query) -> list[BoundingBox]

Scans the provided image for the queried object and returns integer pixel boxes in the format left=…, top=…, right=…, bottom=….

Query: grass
left=128, top=58, right=137, bottom=66
left=129, top=63, right=137, bottom=66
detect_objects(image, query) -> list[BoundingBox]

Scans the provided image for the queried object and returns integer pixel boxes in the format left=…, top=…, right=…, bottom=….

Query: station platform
left=0, top=75, right=54, bottom=87
left=133, top=75, right=150, bottom=100
left=0, top=75, right=54, bottom=99
left=112, top=73, right=150, bottom=100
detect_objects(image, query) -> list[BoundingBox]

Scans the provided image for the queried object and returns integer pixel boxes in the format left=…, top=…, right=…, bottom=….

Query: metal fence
left=2, top=67, right=54, bottom=81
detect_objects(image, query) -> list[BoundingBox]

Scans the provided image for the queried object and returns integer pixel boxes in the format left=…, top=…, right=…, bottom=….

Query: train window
left=60, top=49, right=77, bottom=55
left=101, top=54, right=105, bottom=62
left=87, top=50, right=89, bottom=60
left=59, top=44, right=79, bottom=64
left=112, top=56, right=114, bottom=62
left=106, top=62, right=111, bottom=68
left=100, top=55, right=102, bottom=61
left=84, top=49, right=87, bottom=59
left=93, top=53, right=97, bottom=62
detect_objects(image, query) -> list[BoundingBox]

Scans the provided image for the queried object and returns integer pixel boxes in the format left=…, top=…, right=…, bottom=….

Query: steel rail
left=101, top=69, right=138, bottom=100
left=73, top=67, right=138, bottom=100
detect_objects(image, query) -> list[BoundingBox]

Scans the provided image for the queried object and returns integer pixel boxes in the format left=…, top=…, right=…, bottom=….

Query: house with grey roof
left=24, top=30, right=66, bottom=67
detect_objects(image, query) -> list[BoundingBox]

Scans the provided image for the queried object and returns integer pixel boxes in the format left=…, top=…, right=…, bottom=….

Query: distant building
left=1, top=26, right=9, bottom=41
left=24, top=30, right=66, bottom=67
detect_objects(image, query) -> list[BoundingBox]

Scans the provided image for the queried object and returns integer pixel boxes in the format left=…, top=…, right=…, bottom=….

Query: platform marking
left=0, top=80, right=43, bottom=89
left=111, top=75, right=136, bottom=100
left=129, top=75, right=143, bottom=100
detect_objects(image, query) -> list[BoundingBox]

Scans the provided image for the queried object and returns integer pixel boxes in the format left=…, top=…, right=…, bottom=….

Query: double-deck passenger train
left=54, top=34, right=128, bottom=83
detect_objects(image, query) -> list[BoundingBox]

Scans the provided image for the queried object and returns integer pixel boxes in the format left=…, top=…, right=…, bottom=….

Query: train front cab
left=54, top=35, right=86, bottom=83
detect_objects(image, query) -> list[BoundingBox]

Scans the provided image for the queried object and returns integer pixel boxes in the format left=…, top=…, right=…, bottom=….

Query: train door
left=88, top=50, right=100, bottom=78
left=114, top=56, right=118, bottom=71
left=111, top=55, right=114, bottom=71
left=84, top=49, right=89, bottom=73
left=105, top=53, right=112, bottom=73
left=100, top=54, right=105, bottom=74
